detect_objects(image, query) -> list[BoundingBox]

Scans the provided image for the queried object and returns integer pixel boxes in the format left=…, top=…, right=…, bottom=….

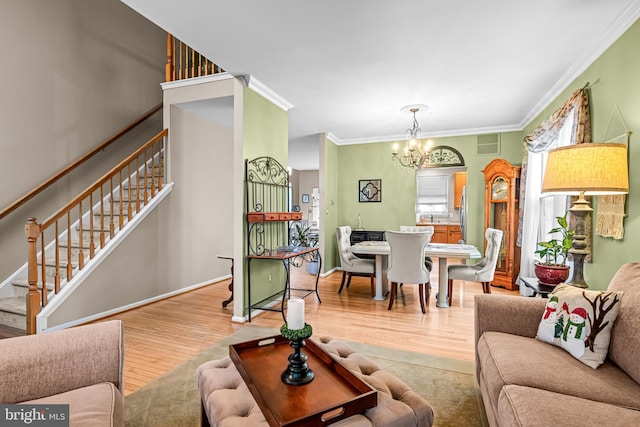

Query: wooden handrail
left=0, top=103, right=162, bottom=221
left=40, top=129, right=167, bottom=230
left=26, top=128, right=168, bottom=334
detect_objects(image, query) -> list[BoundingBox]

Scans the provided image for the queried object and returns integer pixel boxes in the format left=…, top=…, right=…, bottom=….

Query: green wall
left=334, top=131, right=522, bottom=254
left=522, top=19, right=640, bottom=289
left=322, top=135, right=340, bottom=271
left=242, top=87, right=289, bottom=311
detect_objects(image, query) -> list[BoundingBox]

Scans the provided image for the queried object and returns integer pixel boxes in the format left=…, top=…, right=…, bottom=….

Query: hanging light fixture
left=392, top=105, right=434, bottom=169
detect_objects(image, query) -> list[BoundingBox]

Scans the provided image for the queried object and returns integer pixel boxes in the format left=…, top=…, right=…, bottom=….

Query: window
left=416, top=173, right=448, bottom=215
left=526, top=109, right=574, bottom=260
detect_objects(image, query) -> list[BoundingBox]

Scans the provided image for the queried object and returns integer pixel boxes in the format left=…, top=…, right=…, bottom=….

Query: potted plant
left=534, top=212, right=574, bottom=285
left=290, top=222, right=320, bottom=274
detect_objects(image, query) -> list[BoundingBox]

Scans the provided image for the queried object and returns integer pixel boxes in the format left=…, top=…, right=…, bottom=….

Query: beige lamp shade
left=542, top=143, right=629, bottom=195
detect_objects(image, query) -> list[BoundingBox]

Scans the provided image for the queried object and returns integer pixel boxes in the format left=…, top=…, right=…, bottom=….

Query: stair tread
left=11, top=279, right=57, bottom=290
left=0, top=296, right=27, bottom=315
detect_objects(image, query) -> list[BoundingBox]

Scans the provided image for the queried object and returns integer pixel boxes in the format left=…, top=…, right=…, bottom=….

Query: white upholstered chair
left=386, top=230, right=432, bottom=313
left=336, top=226, right=375, bottom=297
left=447, top=227, right=503, bottom=305
left=400, top=225, right=434, bottom=272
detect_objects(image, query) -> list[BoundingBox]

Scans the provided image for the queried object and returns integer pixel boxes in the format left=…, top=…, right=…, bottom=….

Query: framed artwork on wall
left=359, top=179, right=382, bottom=202
left=301, top=194, right=310, bottom=203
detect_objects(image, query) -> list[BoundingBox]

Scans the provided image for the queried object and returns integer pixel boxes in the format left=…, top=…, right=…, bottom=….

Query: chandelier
left=391, top=105, right=434, bottom=169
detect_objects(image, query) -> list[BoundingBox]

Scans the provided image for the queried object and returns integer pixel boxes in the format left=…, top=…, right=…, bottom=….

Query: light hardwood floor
left=98, top=261, right=518, bottom=396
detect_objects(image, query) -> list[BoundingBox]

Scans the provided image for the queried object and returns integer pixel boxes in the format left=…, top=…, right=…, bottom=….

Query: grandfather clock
left=482, top=159, right=521, bottom=290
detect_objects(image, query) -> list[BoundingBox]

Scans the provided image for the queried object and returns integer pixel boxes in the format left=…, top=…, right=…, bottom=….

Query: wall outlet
left=268, top=274, right=272, bottom=282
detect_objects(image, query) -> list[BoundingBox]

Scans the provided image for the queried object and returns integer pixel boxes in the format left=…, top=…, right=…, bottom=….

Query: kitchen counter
left=415, top=223, right=462, bottom=244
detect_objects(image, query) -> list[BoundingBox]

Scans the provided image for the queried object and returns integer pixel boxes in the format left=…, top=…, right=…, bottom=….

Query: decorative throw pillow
left=536, top=283, right=623, bottom=369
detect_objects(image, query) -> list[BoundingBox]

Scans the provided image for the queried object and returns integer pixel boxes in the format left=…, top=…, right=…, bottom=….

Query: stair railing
left=0, top=103, right=162, bottom=221
left=166, top=33, right=224, bottom=82
left=25, top=129, right=167, bottom=334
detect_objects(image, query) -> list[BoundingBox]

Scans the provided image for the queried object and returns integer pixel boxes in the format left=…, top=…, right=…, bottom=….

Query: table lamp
left=542, top=143, right=629, bottom=288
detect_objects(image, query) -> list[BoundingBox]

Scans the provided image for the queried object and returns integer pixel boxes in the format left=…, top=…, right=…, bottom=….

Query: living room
left=2, top=1, right=640, bottom=426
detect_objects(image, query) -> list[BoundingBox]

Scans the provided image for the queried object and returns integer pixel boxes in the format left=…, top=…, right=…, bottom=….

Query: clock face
left=491, top=177, right=508, bottom=200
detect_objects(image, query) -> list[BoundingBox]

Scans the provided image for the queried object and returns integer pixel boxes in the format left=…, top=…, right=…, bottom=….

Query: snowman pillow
left=536, top=283, right=623, bottom=369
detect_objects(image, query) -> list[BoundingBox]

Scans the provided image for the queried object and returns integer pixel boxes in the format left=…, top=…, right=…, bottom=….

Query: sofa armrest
left=474, top=295, right=545, bottom=344
left=0, top=320, right=124, bottom=403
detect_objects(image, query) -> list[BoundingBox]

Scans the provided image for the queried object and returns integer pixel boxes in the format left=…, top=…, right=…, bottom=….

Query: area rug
left=125, top=326, right=488, bottom=426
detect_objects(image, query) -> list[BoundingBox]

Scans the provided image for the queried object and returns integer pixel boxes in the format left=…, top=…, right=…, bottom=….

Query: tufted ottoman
left=196, top=336, right=434, bottom=426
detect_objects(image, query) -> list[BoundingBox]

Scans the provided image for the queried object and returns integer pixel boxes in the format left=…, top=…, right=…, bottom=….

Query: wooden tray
left=230, top=334, right=377, bottom=426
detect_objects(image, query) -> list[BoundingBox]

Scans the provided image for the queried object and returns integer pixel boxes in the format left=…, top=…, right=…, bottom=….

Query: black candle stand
left=280, top=323, right=314, bottom=385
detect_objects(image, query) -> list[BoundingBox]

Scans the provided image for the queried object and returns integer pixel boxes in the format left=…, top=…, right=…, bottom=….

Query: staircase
left=0, top=130, right=168, bottom=334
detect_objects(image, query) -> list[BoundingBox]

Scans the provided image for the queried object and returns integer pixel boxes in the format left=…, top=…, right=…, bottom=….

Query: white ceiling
left=123, top=0, right=640, bottom=170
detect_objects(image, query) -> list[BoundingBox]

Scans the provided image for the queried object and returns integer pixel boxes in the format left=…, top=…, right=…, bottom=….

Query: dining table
left=349, top=241, right=482, bottom=308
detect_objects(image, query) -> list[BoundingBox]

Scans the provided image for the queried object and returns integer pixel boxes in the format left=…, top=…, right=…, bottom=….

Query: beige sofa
left=0, top=320, right=124, bottom=426
left=474, top=263, right=640, bottom=426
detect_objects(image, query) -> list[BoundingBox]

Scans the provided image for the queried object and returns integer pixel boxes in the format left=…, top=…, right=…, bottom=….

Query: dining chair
left=400, top=225, right=434, bottom=272
left=447, top=227, right=503, bottom=306
left=386, top=230, right=432, bottom=313
left=336, top=226, right=375, bottom=297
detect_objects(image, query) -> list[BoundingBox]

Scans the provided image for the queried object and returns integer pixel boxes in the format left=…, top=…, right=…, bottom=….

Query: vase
left=534, top=263, right=570, bottom=286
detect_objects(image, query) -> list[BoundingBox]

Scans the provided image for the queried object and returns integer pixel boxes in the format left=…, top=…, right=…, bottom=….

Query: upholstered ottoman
left=196, top=336, right=434, bottom=426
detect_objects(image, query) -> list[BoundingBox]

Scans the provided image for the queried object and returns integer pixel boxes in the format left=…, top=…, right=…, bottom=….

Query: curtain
left=517, top=88, right=591, bottom=293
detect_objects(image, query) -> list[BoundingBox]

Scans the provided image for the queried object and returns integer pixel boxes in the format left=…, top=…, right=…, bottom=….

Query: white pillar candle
left=287, top=298, right=305, bottom=330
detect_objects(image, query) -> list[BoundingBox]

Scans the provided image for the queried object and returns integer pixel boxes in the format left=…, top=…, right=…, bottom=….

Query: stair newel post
left=165, top=33, right=174, bottom=82
left=25, top=218, right=41, bottom=335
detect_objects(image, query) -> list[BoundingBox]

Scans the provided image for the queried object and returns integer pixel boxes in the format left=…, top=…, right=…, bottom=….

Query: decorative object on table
left=301, top=194, right=310, bottom=203
left=290, top=222, right=320, bottom=274
left=391, top=104, right=434, bottom=169
left=534, top=211, right=574, bottom=286
left=292, top=204, right=301, bottom=212
left=359, top=179, right=381, bottom=202
left=355, top=213, right=363, bottom=230
left=535, top=284, right=623, bottom=368
left=281, top=298, right=314, bottom=385
left=542, top=143, right=629, bottom=288
left=482, top=158, right=521, bottom=290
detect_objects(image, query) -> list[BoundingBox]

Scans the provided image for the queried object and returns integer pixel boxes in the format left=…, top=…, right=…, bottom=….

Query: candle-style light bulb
left=392, top=143, right=399, bottom=155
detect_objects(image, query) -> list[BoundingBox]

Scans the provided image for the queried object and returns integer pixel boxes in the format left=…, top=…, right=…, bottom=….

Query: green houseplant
left=534, top=211, right=574, bottom=285
left=290, top=222, right=320, bottom=274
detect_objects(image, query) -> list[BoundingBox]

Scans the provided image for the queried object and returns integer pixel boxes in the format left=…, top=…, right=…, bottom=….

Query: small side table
left=218, top=255, right=234, bottom=308
left=519, top=276, right=556, bottom=298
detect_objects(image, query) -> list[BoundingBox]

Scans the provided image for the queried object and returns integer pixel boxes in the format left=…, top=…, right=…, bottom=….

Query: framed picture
left=359, top=179, right=382, bottom=202
left=301, top=194, right=310, bottom=203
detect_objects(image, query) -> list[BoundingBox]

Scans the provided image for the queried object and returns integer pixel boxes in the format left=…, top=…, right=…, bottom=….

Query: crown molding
left=160, top=72, right=233, bottom=90
left=329, top=123, right=523, bottom=146
left=243, top=75, right=294, bottom=111
left=519, top=0, right=640, bottom=129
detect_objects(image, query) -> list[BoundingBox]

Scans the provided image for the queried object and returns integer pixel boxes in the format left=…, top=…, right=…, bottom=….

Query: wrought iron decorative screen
left=245, top=157, right=289, bottom=256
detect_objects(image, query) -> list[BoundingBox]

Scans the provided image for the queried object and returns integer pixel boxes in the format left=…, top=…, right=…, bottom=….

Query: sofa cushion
left=477, top=331, right=640, bottom=410
left=607, top=263, right=640, bottom=384
left=497, top=385, right=640, bottom=427
left=25, top=382, right=124, bottom=427
left=535, top=283, right=623, bottom=368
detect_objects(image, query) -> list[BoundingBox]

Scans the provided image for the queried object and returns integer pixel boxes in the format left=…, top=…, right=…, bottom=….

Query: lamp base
left=568, top=195, right=592, bottom=289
